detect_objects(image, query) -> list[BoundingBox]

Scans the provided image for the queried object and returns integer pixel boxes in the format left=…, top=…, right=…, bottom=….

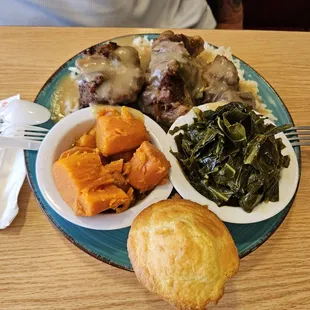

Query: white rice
left=132, top=35, right=153, bottom=48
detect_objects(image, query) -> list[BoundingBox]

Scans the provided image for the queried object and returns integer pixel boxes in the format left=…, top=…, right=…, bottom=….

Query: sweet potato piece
left=77, top=185, right=129, bottom=216
left=88, top=126, right=96, bottom=136
left=103, top=159, right=130, bottom=191
left=116, top=187, right=135, bottom=213
left=75, top=125, right=97, bottom=148
left=109, top=149, right=135, bottom=163
left=128, top=141, right=171, bottom=192
left=59, top=147, right=96, bottom=159
left=96, top=106, right=150, bottom=156
left=104, top=159, right=124, bottom=173
left=75, top=134, right=96, bottom=148
left=53, top=152, right=113, bottom=214
left=123, top=162, right=131, bottom=176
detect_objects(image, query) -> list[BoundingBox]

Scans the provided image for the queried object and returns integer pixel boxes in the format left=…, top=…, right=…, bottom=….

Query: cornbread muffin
left=127, top=199, right=239, bottom=310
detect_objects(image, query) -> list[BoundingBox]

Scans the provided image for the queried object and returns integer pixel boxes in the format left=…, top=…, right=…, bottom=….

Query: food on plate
left=138, top=30, right=259, bottom=126
left=139, top=30, right=206, bottom=126
left=52, top=107, right=170, bottom=216
left=170, top=102, right=291, bottom=213
left=128, top=141, right=171, bottom=192
left=96, top=107, right=150, bottom=156
left=202, top=55, right=256, bottom=108
left=109, top=149, right=135, bottom=163
left=74, top=42, right=145, bottom=109
left=59, top=146, right=96, bottom=159
left=77, top=185, right=129, bottom=216
left=75, top=125, right=96, bottom=148
left=52, top=150, right=114, bottom=215
left=127, top=199, right=239, bottom=310
left=52, top=30, right=275, bottom=124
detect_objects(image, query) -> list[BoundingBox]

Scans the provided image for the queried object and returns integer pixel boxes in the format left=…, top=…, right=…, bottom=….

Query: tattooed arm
left=208, top=0, right=243, bottom=29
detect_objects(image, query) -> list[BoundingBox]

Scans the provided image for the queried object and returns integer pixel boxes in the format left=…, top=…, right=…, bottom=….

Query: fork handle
left=0, top=136, right=41, bottom=150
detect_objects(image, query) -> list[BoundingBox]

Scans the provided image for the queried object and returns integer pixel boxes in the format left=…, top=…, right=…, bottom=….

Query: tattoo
left=209, top=0, right=243, bottom=26
left=218, top=0, right=242, bottom=10
left=232, top=0, right=242, bottom=7
left=230, top=0, right=242, bottom=12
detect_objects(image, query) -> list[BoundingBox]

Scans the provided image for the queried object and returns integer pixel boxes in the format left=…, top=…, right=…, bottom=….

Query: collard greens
left=170, top=102, right=291, bottom=213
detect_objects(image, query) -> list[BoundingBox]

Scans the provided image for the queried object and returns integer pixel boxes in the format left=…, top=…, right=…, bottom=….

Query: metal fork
left=284, top=126, right=310, bottom=147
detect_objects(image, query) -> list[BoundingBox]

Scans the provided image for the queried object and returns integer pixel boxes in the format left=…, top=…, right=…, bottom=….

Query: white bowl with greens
left=165, top=102, right=299, bottom=224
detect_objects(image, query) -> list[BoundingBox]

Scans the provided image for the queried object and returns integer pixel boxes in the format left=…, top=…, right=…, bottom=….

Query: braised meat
left=76, top=43, right=144, bottom=108
left=202, top=55, right=256, bottom=108
left=139, top=30, right=205, bottom=126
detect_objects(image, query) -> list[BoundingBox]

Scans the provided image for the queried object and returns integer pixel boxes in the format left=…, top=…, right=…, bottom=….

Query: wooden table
left=1, top=28, right=310, bottom=310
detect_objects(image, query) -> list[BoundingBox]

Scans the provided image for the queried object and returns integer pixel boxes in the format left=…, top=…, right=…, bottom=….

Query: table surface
left=0, top=27, right=310, bottom=310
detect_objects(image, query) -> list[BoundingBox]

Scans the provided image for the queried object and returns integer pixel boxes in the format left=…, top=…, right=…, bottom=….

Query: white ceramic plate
left=164, top=103, right=299, bottom=224
left=36, top=106, right=173, bottom=230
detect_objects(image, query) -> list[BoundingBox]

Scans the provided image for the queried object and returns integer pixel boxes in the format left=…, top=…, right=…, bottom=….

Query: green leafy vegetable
left=170, top=102, right=291, bottom=213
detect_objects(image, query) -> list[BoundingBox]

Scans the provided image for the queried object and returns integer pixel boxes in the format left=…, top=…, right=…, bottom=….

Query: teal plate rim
left=24, top=33, right=302, bottom=271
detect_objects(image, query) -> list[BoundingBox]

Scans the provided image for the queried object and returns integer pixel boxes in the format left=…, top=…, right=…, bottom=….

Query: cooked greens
left=170, top=102, right=291, bottom=213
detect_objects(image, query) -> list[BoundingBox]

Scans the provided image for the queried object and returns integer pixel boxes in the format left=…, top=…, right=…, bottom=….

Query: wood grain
left=0, top=28, right=310, bottom=310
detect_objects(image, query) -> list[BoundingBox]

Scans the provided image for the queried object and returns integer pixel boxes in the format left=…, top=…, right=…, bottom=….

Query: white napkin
left=0, top=95, right=26, bottom=229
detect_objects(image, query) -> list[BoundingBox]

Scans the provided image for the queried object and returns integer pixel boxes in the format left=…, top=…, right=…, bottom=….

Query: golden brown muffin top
left=127, top=199, right=239, bottom=310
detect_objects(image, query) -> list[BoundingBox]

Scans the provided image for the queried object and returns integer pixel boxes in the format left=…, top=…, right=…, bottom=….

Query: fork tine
left=285, top=126, right=310, bottom=131
left=285, top=131, right=310, bottom=136
left=16, top=128, right=49, bottom=133
left=288, top=136, right=310, bottom=141
left=10, top=136, right=45, bottom=141
left=13, top=125, right=49, bottom=132
left=24, top=137, right=45, bottom=141
left=291, top=141, right=310, bottom=147
left=14, top=132, right=47, bottom=137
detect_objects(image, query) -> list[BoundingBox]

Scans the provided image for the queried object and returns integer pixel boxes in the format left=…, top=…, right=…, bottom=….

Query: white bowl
left=164, top=103, right=299, bottom=224
left=36, top=107, right=173, bottom=230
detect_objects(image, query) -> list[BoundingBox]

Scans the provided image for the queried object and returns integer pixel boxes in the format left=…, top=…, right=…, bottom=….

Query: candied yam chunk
left=109, top=149, right=135, bottom=163
left=59, top=146, right=96, bottom=159
left=77, top=185, right=129, bottom=216
left=75, top=134, right=96, bottom=148
left=52, top=151, right=114, bottom=214
left=122, top=162, right=131, bottom=176
left=103, top=159, right=129, bottom=191
left=96, top=106, right=150, bottom=156
left=128, top=141, right=170, bottom=192
left=116, top=187, right=135, bottom=213
left=104, top=159, right=124, bottom=173
left=75, top=125, right=96, bottom=148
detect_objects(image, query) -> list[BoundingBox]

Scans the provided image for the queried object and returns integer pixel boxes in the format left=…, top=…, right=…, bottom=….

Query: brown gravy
left=50, top=74, right=80, bottom=121
left=51, top=36, right=151, bottom=120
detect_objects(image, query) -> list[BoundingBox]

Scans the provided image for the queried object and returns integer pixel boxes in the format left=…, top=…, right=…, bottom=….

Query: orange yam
left=88, top=125, right=96, bottom=136
left=96, top=106, right=150, bottom=156
left=128, top=141, right=171, bottom=192
left=123, top=162, right=131, bottom=176
left=103, top=159, right=130, bottom=191
left=75, top=134, right=96, bottom=148
left=109, top=149, right=135, bottom=163
left=104, top=159, right=124, bottom=173
left=116, top=187, right=135, bottom=213
left=52, top=152, right=114, bottom=215
left=77, top=185, right=129, bottom=216
left=75, top=125, right=97, bottom=148
left=53, top=160, right=81, bottom=215
left=59, top=147, right=96, bottom=159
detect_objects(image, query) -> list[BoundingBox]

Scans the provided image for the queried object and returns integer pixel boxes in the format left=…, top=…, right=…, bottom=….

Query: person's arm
left=208, top=0, right=243, bottom=29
